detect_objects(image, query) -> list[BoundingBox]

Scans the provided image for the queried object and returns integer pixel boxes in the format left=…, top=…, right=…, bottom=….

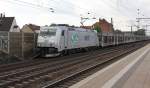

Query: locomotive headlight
left=49, top=42, right=55, bottom=47
left=38, top=35, right=56, bottom=47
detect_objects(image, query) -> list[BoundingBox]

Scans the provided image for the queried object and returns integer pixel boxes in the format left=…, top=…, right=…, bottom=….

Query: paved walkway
left=70, top=44, right=150, bottom=88
left=122, top=48, right=150, bottom=88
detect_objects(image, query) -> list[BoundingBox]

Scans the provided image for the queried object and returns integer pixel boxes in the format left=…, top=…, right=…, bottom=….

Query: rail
left=0, top=41, right=148, bottom=88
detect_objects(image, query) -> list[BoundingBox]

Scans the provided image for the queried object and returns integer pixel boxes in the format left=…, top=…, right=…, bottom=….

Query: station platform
left=122, top=46, right=150, bottom=88
left=70, top=43, right=150, bottom=88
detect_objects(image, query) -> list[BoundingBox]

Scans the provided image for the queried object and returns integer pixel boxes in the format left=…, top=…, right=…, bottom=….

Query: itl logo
left=71, top=33, right=78, bottom=46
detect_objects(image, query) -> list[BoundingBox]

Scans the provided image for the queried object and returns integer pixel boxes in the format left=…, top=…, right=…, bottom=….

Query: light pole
left=137, top=9, right=140, bottom=30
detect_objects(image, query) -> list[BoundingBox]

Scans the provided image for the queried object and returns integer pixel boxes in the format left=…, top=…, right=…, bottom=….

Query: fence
left=0, top=32, right=9, bottom=53
left=0, top=32, right=37, bottom=59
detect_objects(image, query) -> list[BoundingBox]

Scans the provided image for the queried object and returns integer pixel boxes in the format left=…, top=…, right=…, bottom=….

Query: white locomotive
left=37, top=25, right=99, bottom=57
left=37, top=24, right=149, bottom=57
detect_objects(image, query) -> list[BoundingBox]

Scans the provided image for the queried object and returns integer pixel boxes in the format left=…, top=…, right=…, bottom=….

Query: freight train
left=37, top=24, right=149, bottom=57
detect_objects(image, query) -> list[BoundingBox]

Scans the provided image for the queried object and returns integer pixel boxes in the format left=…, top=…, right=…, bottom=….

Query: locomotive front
left=37, top=27, right=59, bottom=57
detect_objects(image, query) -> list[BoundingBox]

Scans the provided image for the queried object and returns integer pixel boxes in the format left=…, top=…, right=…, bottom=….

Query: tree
left=114, top=29, right=122, bottom=34
left=134, top=29, right=146, bottom=36
left=93, top=24, right=101, bottom=33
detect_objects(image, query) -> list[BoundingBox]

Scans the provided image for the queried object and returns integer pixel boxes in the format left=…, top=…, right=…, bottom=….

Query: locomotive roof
left=40, top=26, right=95, bottom=32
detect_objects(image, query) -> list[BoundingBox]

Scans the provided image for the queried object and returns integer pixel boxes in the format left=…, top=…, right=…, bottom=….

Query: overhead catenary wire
left=2, top=0, right=134, bottom=19
left=49, top=0, right=98, bottom=17
left=1, top=0, right=54, bottom=12
left=2, top=0, right=149, bottom=31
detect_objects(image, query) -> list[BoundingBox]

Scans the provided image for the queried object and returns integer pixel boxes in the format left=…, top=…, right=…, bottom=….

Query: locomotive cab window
left=39, top=28, right=56, bottom=37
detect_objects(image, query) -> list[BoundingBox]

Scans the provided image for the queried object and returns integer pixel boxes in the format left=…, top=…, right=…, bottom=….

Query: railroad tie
left=21, top=81, right=30, bottom=87
left=15, top=83, right=23, bottom=88
left=28, top=79, right=41, bottom=88
left=0, top=80, right=13, bottom=87
left=8, top=86, right=15, bottom=88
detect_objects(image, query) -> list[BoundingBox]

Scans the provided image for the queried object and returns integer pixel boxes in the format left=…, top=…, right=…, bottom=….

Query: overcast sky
left=0, top=0, right=150, bottom=32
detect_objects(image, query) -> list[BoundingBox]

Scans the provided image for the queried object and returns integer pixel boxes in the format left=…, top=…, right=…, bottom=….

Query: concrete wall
left=0, top=32, right=9, bottom=53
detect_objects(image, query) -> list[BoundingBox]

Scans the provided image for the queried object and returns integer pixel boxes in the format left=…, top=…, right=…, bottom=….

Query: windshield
left=40, top=29, right=56, bottom=37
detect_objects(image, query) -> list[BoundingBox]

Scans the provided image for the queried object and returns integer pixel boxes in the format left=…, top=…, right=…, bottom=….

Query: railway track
left=0, top=44, right=126, bottom=72
left=0, top=41, right=149, bottom=88
left=43, top=42, right=145, bottom=88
